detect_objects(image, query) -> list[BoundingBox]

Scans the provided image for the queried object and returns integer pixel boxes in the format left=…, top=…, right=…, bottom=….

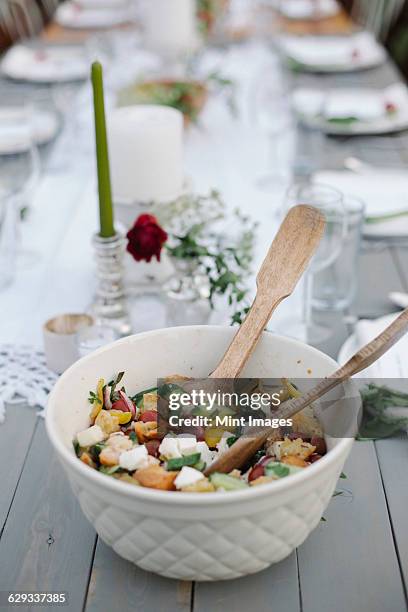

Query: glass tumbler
left=313, top=195, right=366, bottom=311
left=278, top=182, right=346, bottom=345
left=0, top=189, right=19, bottom=290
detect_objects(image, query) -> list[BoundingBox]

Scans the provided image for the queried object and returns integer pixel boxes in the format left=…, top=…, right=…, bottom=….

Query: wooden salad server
left=210, top=204, right=326, bottom=379
left=205, top=307, right=408, bottom=475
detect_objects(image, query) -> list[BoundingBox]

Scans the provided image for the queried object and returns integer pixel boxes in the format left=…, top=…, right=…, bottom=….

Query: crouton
left=134, top=465, right=178, bottom=490
left=95, top=410, right=120, bottom=435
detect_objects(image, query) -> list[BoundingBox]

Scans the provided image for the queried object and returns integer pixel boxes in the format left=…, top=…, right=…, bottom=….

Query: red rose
left=126, top=214, right=168, bottom=263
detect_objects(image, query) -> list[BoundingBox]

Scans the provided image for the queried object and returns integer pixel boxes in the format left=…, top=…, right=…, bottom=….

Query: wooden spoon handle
left=211, top=205, right=325, bottom=379
left=210, top=292, right=287, bottom=379
left=278, top=306, right=408, bottom=420
left=205, top=307, right=408, bottom=475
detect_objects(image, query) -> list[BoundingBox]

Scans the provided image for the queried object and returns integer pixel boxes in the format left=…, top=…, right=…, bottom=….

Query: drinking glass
left=313, top=195, right=366, bottom=311
left=280, top=182, right=346, bottom=344
left=252, top=58, right=295, bottom=191
left=293, top=120, right=325, bottom=179
left=76, top=325, right=118, bottom=358
left=0, top=125, right=41, bottom=268
left=0, top=188, right=19, bottom=290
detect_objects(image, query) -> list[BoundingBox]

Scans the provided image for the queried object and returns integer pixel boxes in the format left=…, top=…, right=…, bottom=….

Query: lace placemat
left=0, top=344, right=58, bottom=423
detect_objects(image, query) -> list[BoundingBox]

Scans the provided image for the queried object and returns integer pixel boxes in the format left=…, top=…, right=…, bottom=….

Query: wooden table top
left=1, top=7, right=408, bottom=612
left=278, top=8, right=355, bottom=36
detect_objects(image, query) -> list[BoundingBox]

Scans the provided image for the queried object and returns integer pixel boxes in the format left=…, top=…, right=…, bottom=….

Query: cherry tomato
left=140, top=410, right=158, bottom=423
left=145, top=439, right=161, bottom=457
left=311, top=437, right=326, bottom=455
left=248, top=464, right=265, bottom=483
left=258, top=455, right=274, bottom=467
left=112, top=398, right=134, bottom=413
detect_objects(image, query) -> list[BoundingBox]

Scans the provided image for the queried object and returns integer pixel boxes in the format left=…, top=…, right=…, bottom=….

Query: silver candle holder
left=90, top=231, right=132, bottom=337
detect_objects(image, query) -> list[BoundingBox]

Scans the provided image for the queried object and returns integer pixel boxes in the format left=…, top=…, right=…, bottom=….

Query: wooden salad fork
left=210, top=204, right=326, bottom=379
left=205, top=307, right=408, bottom=475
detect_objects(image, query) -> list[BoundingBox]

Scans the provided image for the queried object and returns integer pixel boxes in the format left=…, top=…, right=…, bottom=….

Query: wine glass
left=0, top=124, right=41, bottom=268
left=0, top=187, right=19, bottom=290
left=252, top=57, right=295, bottom=192
left=279, top=182, right=346, bottom=345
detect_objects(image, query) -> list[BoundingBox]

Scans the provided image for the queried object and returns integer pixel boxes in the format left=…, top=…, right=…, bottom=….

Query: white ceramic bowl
left=46, top=326, right=356, bottom=581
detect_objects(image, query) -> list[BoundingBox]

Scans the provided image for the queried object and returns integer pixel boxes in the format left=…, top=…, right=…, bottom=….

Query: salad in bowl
left=74, top=373, right=327, bottom=493
left=46, top=326, right=357, bottom=581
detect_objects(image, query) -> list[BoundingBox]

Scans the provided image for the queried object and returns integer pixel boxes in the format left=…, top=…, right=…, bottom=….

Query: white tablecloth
left=1, top=41, right=302, bottom=348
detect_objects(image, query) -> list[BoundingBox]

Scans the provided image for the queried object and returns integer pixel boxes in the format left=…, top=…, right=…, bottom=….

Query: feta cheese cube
left=196, top=441, right=215, bottom=466
left=119, top=445, right=149, bottom=471
left=216, top=432, right=235, bottom=455
left=177, top=435, right=197, bottom=456
left=159, top=436, right=182, bottom=459
left=272, top=441, right=283, bottom=460
left=77, top=425, right=105, bottom=448
left=174, top=466, right=205, bottom=490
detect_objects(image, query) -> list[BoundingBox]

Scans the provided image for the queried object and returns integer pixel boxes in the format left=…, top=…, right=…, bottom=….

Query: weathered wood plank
left=297, top=442, right=407, bottom=612
left=0, top=404, right=38, bottom=536
left=375, top=436, right=408, bottom=591
left=194, top=553, right=300, bottom=612
left=0, top=421, right=96, bottom=612
left=353, top=245, right=406, bottom=319
left=85, top=540, right=192, bottom=612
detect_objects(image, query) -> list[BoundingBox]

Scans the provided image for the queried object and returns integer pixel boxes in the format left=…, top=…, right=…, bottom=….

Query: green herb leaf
left=166, top=453, right=201, bottom=471
left=226, top=436, right=238, bottom=447
left=100, top=465, right=121, bottom=475
left=265, top=463, right=290, bottom=478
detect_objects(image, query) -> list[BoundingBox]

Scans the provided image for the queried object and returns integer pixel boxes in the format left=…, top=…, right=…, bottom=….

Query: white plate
left=280, top=32, right=386, bottom=73
left=313, top=169, right=408, bottom=238
left=279, top=0, right=339, bottom=20
left=337, top=313, right=398, bottom=367
left=1, top=44, right=88, bottom=82
left=0, top=108, right=60, bottom=154
left=55, top=1, right=131, bottom=28
left=294, top=84, right=408, bottom=135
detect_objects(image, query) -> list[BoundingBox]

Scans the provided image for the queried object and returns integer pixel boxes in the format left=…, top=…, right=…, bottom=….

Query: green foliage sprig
left=158, top=191, right=257, bottom=325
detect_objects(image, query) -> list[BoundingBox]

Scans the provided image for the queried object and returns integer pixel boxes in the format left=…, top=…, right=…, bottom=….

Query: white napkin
left=353, top=314, right=408, bottom=379
left=293, top=83, right=408, bottom=122
left=280, top=0, right=339, bottom=19
left=280, top=31, right=383, bottom=67
left=314, top=169, right=408, bottom=219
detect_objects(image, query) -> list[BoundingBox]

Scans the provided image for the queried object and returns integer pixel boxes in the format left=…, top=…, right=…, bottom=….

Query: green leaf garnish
left=166, top=453, right=201, bottom=471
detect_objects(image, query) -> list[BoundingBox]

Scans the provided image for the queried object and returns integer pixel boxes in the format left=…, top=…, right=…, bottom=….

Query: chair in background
left=0, top=0, right=18, bottom=49
left=350, top=0, right=405, bottom=41
left=37, top=0, right=59, bottom=22
left=386, top=0, right=408, bottom=80
left=7, top=0, right=45, bottom=39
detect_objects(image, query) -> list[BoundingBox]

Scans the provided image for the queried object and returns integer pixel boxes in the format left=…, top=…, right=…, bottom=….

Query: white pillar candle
left=108, top=105, right=185, bottom=206
left=142, top=0, right=199, bottom=55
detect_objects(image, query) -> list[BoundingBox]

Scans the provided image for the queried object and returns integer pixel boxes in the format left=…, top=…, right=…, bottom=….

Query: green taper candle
left=91, top=61, right=115, bottom=238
